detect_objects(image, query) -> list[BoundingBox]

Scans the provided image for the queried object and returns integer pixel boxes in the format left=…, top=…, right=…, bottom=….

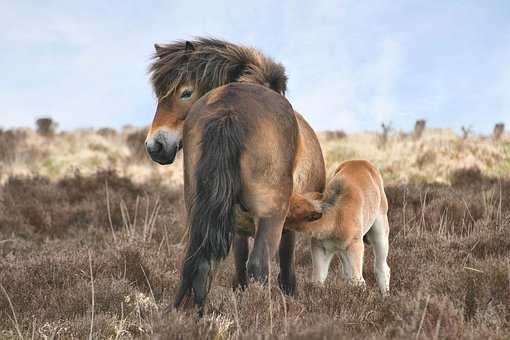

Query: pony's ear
left=154, top=43, right=163, bottom=54
left=185, top=41, right=195, bottom=51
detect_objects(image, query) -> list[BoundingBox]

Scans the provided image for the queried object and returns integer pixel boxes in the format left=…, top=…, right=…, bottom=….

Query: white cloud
left=369, top=38, right=404, bottom=124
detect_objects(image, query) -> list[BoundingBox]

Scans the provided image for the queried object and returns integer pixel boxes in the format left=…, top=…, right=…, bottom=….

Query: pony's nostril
left=147, top=140, right=163, bottom=154
left=153, top=141, right=163, bottom=153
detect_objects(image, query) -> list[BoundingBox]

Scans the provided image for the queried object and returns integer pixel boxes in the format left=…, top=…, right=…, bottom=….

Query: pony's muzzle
left=145, top=130, right=181, bottom=165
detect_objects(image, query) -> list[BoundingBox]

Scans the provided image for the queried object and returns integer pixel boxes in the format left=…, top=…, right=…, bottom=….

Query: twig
left=280, top=290, right=288, bottom=336
left=433, top=307, right=443, bottom=340
left=163, top=224, right=172, bottom=257
left=31, top=316, right=36, bottom=340
left=88, top=250, right=95, bottom=340
left=464, top=266, right=484, bottom=273
left=140, top=264, right=158, bottom=309
left=267, top=243, right=273, bottom=336
left=105, top=180, right=118, bottom=246
left=416, top=295, right=430, bottom=339
left=231, top=291, right=241, bottom=336
left=0, top=283, right=23, bottom=339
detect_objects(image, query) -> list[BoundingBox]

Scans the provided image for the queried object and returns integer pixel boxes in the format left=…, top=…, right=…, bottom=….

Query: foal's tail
left=175, top=110, right=247, bottom=308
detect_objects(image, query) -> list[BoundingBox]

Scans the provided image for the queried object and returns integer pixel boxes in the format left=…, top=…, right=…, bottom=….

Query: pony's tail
left=176, top=110, right=247, bottom=307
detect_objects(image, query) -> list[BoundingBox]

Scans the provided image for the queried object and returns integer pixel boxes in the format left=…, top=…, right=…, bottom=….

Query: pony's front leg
left=232, top=233, right=249, bottom=289
left=278, top=229, right=297, bottom=295
left=247, top=214, right=286, bottom=284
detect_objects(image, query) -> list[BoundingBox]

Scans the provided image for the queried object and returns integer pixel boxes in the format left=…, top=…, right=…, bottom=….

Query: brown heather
left=0, top=167, right=509, bottom=339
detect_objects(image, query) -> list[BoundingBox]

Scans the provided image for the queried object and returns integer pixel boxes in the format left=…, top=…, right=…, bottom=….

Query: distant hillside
left=320, top=128, right=510, bottom=184
left=1, top=126, right=509, bottom=185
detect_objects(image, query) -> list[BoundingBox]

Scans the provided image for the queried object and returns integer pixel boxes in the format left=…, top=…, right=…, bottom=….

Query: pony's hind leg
left=311, top=238, right=335, bottom=283
left=365, top=213, right=390, bottom=294
left=232, top=234, right=249, bottom=289
left=278, top=229, right=297, bottom=295
left=246, top=213, right=286, bottom=284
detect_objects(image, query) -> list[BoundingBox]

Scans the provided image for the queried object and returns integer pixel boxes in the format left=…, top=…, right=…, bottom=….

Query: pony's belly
left=234, top=204, right=256, bottom=236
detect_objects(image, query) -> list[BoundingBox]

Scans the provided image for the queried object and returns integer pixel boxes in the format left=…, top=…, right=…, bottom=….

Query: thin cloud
left=1, top=1, right=509, bottom=133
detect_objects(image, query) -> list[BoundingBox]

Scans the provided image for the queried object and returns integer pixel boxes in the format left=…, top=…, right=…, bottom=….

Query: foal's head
left=287, top=192, right=324, bottom=223
left=145, top=38, right=287, bottom=164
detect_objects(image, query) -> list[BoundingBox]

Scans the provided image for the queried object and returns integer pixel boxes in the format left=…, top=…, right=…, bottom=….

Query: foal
left=292, top=160, right=391, bottom=293
left=236, top=160, right=391, bottom=294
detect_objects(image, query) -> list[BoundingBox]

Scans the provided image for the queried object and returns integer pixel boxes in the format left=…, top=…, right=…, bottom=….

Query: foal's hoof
left=350, top=278, right=367, bottom=290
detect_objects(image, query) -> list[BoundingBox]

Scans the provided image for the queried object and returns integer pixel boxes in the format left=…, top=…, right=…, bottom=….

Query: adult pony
left=145, top=38, right=325, bottom=303
left=177, top=82, right=303, bottom=311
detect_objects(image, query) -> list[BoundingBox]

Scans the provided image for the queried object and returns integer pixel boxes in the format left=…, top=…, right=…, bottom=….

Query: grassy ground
left=0, top=128, right=509, bottom=339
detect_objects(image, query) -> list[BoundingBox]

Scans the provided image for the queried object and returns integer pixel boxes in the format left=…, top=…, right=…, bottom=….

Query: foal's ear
left=185, top=41, right=195, bottom=51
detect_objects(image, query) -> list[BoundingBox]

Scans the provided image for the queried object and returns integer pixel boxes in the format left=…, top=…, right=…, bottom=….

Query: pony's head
left=146, top=38, right=287, bottom=164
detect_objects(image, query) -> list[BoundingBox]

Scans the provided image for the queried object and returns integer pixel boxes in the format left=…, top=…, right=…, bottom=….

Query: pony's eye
left=180, top=89, right=193, bottom=100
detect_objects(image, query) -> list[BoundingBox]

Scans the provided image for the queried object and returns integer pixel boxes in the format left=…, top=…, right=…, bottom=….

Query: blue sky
left=1, top=1, right=510, bottom=133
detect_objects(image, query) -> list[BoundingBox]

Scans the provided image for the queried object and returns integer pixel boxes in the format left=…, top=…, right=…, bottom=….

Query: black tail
left=175, top=111, right=247, bottom=308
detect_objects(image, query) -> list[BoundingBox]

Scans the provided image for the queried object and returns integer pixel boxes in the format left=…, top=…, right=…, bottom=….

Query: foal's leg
left=278, top=229, right=297, bottom=295
left=232, top=234, right=249, bottom=289
left=311, top=238, right=335, bottom=283
left=339, top=238, right=365, bottom=287
left=366, top=213, right=391, bottom=294
left=246, top=213, right=286, bottom=284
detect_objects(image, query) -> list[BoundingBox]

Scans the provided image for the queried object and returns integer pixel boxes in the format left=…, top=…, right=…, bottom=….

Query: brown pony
left=145, top=38, right=325, bottom=308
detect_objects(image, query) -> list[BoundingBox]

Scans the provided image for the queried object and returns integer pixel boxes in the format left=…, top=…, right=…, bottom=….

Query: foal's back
left=333, top=160, right=387, bottom=233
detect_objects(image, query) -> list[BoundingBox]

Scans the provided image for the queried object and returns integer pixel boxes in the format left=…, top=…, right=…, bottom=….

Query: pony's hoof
left=246, top=260, right=268, bottom=285
left=278, top=272, right=296, bottom=296
left=232, top=277, right=248, bottom=291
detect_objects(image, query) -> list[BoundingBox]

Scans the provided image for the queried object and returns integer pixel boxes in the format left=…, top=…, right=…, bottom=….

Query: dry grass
left=0, top=126, right=509, bottom=339
left=320, top=128, right=510, bottom=184
left=2, top=126, right=509, bottom=186
left=0, top=127, right=184, bottom=186
left=0, top=169, right=509, bottom=339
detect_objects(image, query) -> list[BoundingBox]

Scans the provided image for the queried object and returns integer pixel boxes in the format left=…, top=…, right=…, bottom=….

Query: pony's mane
left=149, top=37, right=287, bottom=99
